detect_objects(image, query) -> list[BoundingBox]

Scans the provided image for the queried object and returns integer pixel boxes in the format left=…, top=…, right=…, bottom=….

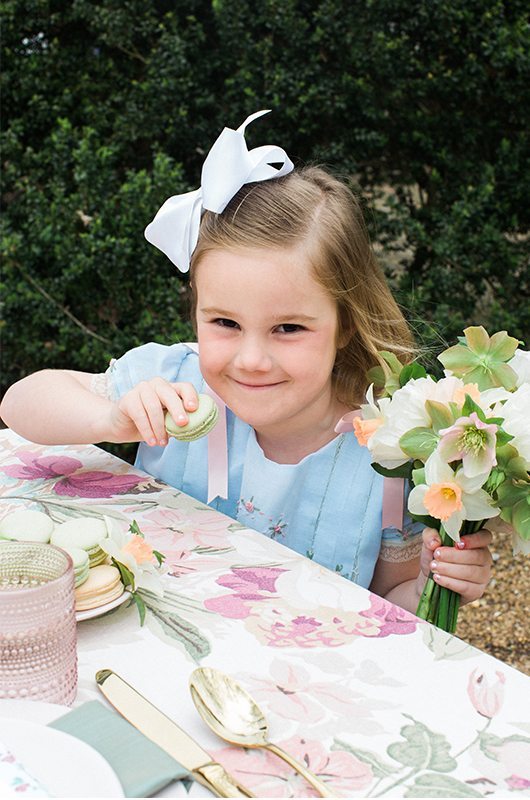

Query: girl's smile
left=195, top=246, right=349, bottom=461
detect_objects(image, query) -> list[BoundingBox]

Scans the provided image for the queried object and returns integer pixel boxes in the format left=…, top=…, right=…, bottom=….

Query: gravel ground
left=456, top=532, right=529, bottom=676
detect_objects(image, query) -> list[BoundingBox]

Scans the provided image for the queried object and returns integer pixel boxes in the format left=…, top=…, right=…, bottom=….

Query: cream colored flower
left=408, top=453, right=499, bottom=540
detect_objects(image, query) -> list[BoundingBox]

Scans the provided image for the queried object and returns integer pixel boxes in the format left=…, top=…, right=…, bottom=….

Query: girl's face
left=195, top=246, right=343, bottom=440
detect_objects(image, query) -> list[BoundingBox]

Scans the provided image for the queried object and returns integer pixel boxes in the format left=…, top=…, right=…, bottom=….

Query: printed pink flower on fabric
left=467, top=668, right=505, bottom=718
left=212, top=736, right=373, bottom=797
left=54, top=470, right=146, bottom=497
left=0, top=450, right=145, bottom=497
left=248, top=605, right=380, bottom=648
left=204, top=567, right=287, bottom=619
left=1, top=451, right=82, bottom=480
left=507, top=775, right=530, bottom=790
left=244, top=659, right=389, bottom=729
left=359, top=593, right=420, bottom=637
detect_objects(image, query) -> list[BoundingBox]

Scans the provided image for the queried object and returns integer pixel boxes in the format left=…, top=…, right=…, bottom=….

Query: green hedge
left=2, top=0, right=529, bottom=396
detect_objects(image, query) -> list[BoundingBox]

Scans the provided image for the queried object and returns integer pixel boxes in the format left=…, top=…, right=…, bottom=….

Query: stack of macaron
left=0, top=509, right=124, bottom=613
left=74, top=564, right=124, bottom=612
left=165, top=393, right=219, bottom=441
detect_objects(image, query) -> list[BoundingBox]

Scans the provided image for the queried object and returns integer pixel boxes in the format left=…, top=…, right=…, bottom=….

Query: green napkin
left=49, top=700, right=189, bottom=798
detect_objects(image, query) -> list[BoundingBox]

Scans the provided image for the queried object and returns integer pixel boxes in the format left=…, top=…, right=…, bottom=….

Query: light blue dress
left=108, top=342, right=419, bottom=588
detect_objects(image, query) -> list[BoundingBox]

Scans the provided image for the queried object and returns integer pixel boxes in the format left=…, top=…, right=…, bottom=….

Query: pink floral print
left=212, top=736, right=372, bottom=797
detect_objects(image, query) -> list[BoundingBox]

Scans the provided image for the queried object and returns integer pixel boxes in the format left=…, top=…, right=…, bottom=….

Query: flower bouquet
left=354, top=326, right=530, bottom=632
left=101, top=519, right=166, bottom=624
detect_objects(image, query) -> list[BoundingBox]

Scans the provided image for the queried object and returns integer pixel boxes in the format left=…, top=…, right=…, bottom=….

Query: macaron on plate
left=165, top=392, right=219, bottom=441
left=0, top=509, right=131, bottom=622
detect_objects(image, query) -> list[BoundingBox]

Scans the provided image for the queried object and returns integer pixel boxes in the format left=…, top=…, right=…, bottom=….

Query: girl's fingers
left=422, top=527, right=441, bottom=551
left=430, top=559, right=491, bottom=584
left=135, top=381, right=168, bottom=445
left=432, top=546, right=492, bottom=567
left=432, top=572, right=487, bottom=603
left=432, top=530, right=493, bottom=563
left=172, top=382, right=199, bottom=413
left=459, top=530, right=493, bottom=549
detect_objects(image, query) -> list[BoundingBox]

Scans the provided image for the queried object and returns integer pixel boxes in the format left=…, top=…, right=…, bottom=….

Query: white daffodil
left=100, top=517, right=165, bottom=597
left=352, top=384, right=391, bottom=446
left=408, top=452, right=500, bottom=540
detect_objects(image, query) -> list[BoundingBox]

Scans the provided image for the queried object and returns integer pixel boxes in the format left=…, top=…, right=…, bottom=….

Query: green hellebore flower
left=438, top=326, right=520, bottom=391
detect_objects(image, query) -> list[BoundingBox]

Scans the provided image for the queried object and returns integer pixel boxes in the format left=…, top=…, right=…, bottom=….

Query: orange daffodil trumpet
left=353, top=326, right=530, bottom=632
left=408, top=453, right=499, bottom=540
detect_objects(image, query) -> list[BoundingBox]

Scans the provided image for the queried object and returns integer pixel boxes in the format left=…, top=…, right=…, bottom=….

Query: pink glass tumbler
left=0, top=541, right=77, bottom=704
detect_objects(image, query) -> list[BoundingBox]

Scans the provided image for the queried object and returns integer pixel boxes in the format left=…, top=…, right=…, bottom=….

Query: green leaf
left=495, top=429, right=514, bottom=448
left=153, top=549, right=165, bottom=566
left=380, top=350, right=404, bottom=374
left=372, top=461, right=413, bottom=479
left=129, top=519, right=144, bottom=537
left=479, top=731, right=530, bottom=762
left=461, top=395, right=486, bottom=420
left=332, top=739, right=398, bottom=778
left=399, top=427, right=438, bottom=460
left=496, top=480, right=530, bottom=509
left=129, top=591, right=146, bottom=625
left=425, top=400, right=454, bottom=432
left=388, top=716, right=456, bottom=772
left=366, top=365, right=386, bottom=388
left=399, top=362, right=428, bottom=385
left=512, top=498, right=530, bottom=540
left=148, top=607, right=211, bottom=662
left=496, top=445, right=530, bottom=480
left=112, top=558, right=135, bottom=590
left=404, top=773, right=482, bottom=797
left=412, top=466, right=426, bottom=486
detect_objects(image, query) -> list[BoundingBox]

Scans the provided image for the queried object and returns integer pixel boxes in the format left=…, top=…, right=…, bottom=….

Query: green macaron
left=51, top=517, right=109, bottom=568
left=165, top=393, right=219, bottom=442
left=0, top=509, right=54, bottom=543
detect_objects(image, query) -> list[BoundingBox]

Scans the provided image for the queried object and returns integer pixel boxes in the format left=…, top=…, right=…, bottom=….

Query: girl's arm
left=370, top=527, right=493, bottom=614
left=0, top=369, right=198, bottom=446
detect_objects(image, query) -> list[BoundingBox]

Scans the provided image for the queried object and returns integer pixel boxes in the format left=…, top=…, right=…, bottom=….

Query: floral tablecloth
left=1, top=429, right=529, bottom=798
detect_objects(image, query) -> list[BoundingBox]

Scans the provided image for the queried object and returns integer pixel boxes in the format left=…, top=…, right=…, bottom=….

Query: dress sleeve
left=90, top=368, right=117, bottom=402
left=378, top=517, right=424, bottom=563
left=103, top=342, right=200, bottom=401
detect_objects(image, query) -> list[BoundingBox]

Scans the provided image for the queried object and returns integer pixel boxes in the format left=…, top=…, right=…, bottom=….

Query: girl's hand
left=418, top=527, right=493, bottom=605
left=111, top=379, right=199, bottom=446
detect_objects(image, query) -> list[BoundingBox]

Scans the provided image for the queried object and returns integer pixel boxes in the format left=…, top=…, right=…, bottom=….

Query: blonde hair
left=190, top=166, right=415, bottom=405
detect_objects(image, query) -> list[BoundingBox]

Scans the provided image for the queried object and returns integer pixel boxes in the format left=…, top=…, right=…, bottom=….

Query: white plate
left=76, top=590, right=131, bottom=622
left=0, top=718, right=124, bottom=797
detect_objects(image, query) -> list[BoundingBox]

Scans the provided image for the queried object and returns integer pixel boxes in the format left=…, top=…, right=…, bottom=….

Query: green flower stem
left=416, top=575, right=436, bottom=619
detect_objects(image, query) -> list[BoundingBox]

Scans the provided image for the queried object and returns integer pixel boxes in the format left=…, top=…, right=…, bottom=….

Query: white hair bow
left=144, top=109, right=294, bottom=272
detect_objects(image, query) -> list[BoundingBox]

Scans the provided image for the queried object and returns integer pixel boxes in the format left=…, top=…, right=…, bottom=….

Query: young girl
left=0, top=111, right=493, bottom=615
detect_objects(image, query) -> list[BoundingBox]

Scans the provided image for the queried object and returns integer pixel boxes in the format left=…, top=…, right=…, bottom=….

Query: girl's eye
left=213, top=317, right=240, bottom=329
left=276, top=323, right=304, bottom=334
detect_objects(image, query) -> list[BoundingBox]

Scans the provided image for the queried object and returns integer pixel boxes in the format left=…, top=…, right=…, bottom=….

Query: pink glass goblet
left=0, top=541, right=77, bottom=704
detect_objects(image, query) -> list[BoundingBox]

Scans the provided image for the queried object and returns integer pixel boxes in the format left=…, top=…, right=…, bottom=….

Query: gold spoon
left=189, top=667, right=338, bottom=798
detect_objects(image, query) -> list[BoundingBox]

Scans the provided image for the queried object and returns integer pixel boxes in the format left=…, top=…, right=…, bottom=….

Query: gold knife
left=96, top=669, right=254, bottom=798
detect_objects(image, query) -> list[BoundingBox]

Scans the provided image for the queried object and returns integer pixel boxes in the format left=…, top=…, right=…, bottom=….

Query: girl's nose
left=233, top=337, right=272, bottom=372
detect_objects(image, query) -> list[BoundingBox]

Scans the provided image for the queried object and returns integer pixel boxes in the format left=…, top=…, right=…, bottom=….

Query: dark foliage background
left=2, top=0, right=529, bottom=397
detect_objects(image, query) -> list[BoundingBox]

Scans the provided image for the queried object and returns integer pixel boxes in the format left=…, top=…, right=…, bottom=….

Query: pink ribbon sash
left=184, top=344, right=405, bottom=525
